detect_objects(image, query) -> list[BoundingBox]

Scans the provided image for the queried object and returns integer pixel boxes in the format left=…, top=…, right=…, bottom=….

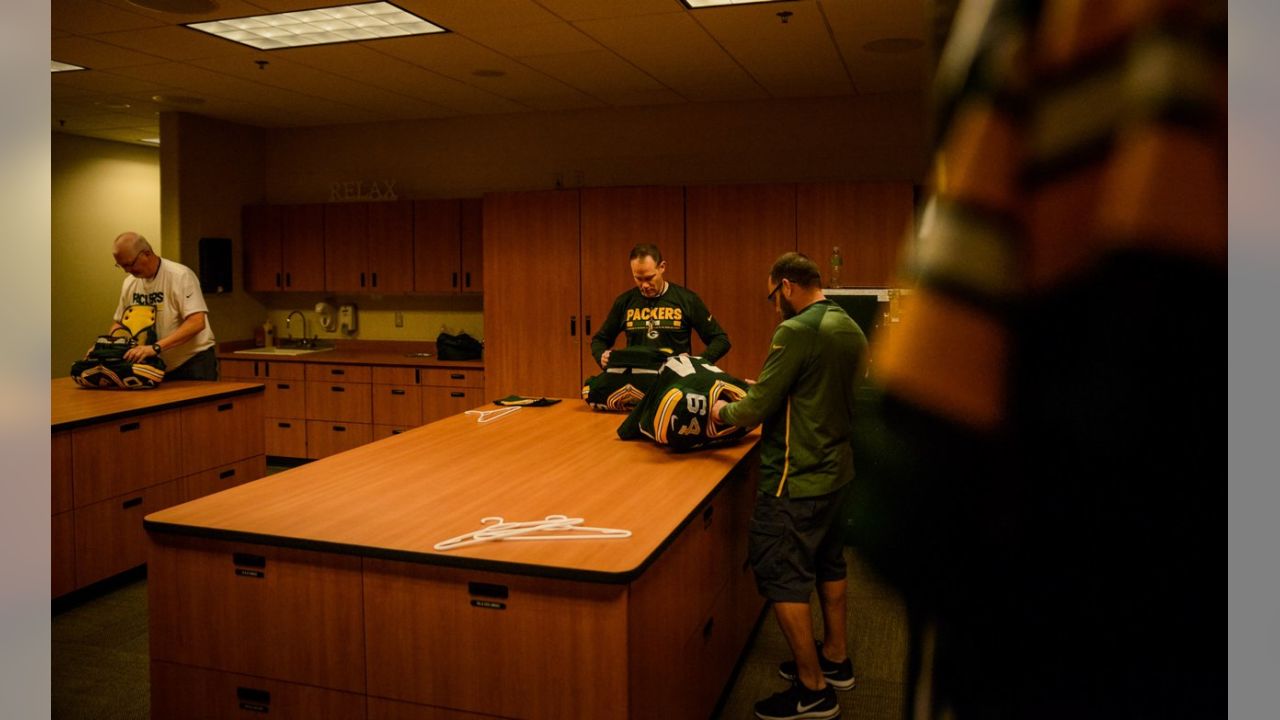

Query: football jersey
left=582, top=367, right=661, bottom=412
left=617, top=355, right=751, bottom=451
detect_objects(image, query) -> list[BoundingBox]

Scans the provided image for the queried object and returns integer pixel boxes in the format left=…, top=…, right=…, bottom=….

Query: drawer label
left=235, top=569, right=265, bottom=579
left=238, top=702, right=269, bottom=713
left=470, top=600, right=506, bottom=610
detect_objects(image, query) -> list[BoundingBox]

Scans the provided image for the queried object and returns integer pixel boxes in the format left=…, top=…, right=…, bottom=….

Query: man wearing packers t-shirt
left=590, top=243, right=730, bottom=369
left=711, top=252, right=867, bottom=720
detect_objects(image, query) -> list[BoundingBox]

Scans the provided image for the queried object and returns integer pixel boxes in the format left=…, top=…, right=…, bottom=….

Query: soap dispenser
left=338, top=304, right=358, bottom=335
left=263, top=320, right=275, bottom=348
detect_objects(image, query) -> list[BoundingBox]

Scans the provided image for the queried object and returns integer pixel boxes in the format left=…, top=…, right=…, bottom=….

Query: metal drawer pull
left=391, top=389, right=406, bottom=395
left=119, top=422, right=140, bottom=433
left=277, top=422, right=292, bottom=429
left=121, top=497, right=142, bottom=509
left=331, top=386, right=345, bottom=392
left=277, top=383, right=290, bottom=389
left=333, top=425, right=346, bottom=432
left=218, top=402, right=233, bottom=412
left=451, top=391, right=465, bottom=398
left=220, top=469, right=236, bottom=479
left=450, top=373, right=464, bottom=380
left=331, top=368, right=345, bottom=375
left=233, top=553, right=265, bottom=568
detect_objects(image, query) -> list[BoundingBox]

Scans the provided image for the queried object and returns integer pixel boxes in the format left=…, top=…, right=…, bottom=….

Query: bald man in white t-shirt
left=109, top=231, right=219, bottom=380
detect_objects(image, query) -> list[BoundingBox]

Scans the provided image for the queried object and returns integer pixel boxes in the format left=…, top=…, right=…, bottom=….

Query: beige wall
left=51, top=133, right=160, bottom=377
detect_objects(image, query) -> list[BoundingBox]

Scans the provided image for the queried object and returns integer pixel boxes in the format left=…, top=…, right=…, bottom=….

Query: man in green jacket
left=712, top=252, right=867, bottom=720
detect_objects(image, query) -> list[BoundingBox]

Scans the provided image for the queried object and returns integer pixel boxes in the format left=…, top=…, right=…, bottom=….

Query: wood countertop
left=146, top=401, right=759, bottom=582
left=216, top=340, right=483, bottom=370
left=51, top=377, right=265, bottom=432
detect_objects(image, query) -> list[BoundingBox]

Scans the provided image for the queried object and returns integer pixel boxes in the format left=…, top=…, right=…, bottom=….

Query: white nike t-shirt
left=114, top=258, right=216, bottom=372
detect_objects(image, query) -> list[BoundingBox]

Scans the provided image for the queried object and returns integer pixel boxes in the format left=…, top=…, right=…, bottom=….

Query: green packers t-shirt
left=590, top=282, right=730, bottom=367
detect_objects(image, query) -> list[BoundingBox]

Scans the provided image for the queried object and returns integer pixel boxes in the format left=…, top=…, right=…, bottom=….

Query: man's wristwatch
left=152, top=343, right=163, bottom=356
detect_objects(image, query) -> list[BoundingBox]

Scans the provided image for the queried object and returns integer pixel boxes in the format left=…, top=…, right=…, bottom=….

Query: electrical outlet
left=394, top=311, right=404, bottom=328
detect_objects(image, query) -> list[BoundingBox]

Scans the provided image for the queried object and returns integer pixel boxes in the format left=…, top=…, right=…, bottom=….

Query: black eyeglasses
left=115, top=250, right=148, bottom=272
left=766, top=280, right=783, bottom=302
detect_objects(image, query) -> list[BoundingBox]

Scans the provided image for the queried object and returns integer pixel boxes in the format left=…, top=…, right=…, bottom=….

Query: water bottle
left=829, top=246, right=843, bottom=288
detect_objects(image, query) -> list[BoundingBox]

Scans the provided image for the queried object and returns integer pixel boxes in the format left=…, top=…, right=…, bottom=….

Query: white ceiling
left=52, top=0, right=930, bottom=145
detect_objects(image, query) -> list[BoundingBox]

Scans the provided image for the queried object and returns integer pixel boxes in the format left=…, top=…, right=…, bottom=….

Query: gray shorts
left=748, top=486, right=850, bottom=603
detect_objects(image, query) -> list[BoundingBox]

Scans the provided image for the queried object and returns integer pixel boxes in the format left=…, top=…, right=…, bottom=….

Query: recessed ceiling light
left=127, top=0, right=218, bottom=13
left=140, top=138, right=162, bottom=145
left=96, top=101, right=133, bottom=110
left=51, top=60, right=86, bottom=73
left=681, top=0, right=794, bottom=8
left=863, top=37, right=923, bottom=54
left=186, top=2, right=448, bottom=51
left=152, top=94, right=206, bottom=106
left=471, top=69, right=505, bottom=78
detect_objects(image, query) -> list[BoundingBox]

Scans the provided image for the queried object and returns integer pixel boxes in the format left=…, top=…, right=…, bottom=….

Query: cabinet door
left=72, top=409, right=183, bottom=506
left=369, top=201, right=414, bottom=293
left=266, top=419, right=308, bottom=458
left=459, top=198, right=483, bottom=293
left=421, top=386, right=483, bottom=424
left=244, top=205, right=282, bottom=292
left=75, top=479, right=183, bottom=587
left=152, top=661, right=367, bottom=720
left=686, top=184, right=797, bottom=379
left=281, top=204, right=325, bottom=291
left=796, top=181, right=914, bottom=288
left=483, top=190, right=582, bottom=398
left=148, top=536, right=366, bottom=692
left=179, top=394, right=266, bottom=476
left=265, top=377, right=307, bottom=419
left=580, top=186, right=685, bottom=373
left=324, top=202, right=369, bottom=292
left=373, top=384, right=422, bottom=427
left=307, top=382, right=372, bottom=423
left=413, top=199, right=461, bottom=293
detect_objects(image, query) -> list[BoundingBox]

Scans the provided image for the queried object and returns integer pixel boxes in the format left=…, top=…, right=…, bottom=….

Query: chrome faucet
left=284, top=310, right=308, bottom=347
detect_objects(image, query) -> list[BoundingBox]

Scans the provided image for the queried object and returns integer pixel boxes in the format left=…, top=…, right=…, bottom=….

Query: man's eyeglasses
left=766, top=280, right=783, bottom=302
left=115, top=250, right=148, bottom=272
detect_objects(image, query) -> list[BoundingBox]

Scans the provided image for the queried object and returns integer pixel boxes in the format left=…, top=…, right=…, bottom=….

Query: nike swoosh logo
left=771, top=344, right=785, bottom=350
left=186, top=293, right=193, bottom=298
left=797, top=698, right=825, bottom=712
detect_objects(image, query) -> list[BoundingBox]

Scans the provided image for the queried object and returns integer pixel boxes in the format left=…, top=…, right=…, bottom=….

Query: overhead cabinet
left=243, top=204, right=325, bottom=292
left=324, top=202, right=414, bottom=293
left=413, top=198, right=483, bottom=294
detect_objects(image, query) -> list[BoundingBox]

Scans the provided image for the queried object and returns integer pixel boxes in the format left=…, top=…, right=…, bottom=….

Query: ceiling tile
left=519, top=50, right=665, bottom=96
left=466, top=22, right=602, bottom=57
left=821, top=0, right=928, bottom=95
left=373, top=34, right=586, bottom=102
left=535, top=0, right=683, bottom=22
left=52, top=0, right=163, bottom=35
left=692, top=0, right=852, bottom=97
left=52, top=36, right=170, bottom=69
left=594, top=87, right=687, bottom=107
left=394, top=0, right=560, bottom=33
left=95, top=0, right=274, bottom=24
left=92, top=25, right=259, bottom=62
left=52, top=69, right=176, bottom=95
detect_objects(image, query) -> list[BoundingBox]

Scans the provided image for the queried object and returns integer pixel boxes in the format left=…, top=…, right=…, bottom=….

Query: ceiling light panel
left=682, top=0, right=794, bottom=8
left=52, top=61, right=87, bottom=72
left=186, top=2, right=447, bottom=51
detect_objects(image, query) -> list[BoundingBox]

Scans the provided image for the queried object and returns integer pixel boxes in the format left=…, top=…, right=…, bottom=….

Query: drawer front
left=75, top=479, right=183, bottom=588
left=220, top=359, right=258, bottom=380
left=372, top=366, right=417, bottom=385
left=180, top=394, right=267, bottom=476
left=306, top=420, right=372, bottom=458
left=368, top=697, right=508, bottom=720
left=266, top=418, right=308, bottom=458
left=364, top=559, right=627, bottom=718
left=183, top=455, right=266, bottom=502
left=306, top=381, right=372, bottom=423
left=148, top=536, right=366, bottom=692
left=306, top=363, right=372, bottom=383
left=265, top=378, right=307, bottom=418
left=263, top=361, right=305, bottom=380
left=52, top=511, right=75, bottom=597
left=52, top=431, right=73, bottom=514
left=373, top=424, right=416, bottom=441
left=373, top=384, right=422, bottom=427
left=420, top=368, right=484, bottom=388
left=71, top=409, right=182, bottom=507
left=152, top=661, right=367, bottom=720
left=421, top=387, right=483, bottom=424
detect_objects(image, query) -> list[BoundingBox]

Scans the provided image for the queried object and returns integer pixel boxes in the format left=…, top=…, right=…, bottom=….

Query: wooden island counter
left=145, top=400, right=765, bottom=719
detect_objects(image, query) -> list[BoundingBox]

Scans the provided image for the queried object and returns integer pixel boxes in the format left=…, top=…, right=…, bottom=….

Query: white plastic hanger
left=434, top=515, right=632, bottom=551
left=464, top=406, right=522, bottom=424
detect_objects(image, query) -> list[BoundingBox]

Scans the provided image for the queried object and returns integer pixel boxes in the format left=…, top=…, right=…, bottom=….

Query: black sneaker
left=753, top=681, right=840, bottom=720
left=778, top=641, right=856, bottom=690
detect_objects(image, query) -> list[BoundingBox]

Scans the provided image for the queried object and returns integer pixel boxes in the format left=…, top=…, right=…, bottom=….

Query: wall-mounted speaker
left=198, top=237, right=232, bottom=294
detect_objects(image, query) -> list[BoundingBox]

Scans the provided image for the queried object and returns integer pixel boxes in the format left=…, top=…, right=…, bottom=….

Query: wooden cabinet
left=180, top=394, right=265, bottom=476
left=413, top=199, right=483, bottom=294
left=52, top=431, right=72, bottom=514
left=420, top=368, right=484, bottom=424
left=364, top=560, right=628, bottom=718
left=75, top=479, right=183, bottom=587
left=224, top=360, right=308, bottom=458
left=152, top=661, right=367, bottom=720
left=326, top=202, right=414, bottom=293
left=182, top=456, right=267, bottom=502
left=686, top=184, right=798, bottom=379
left=796, top=181, right=914, bottom=288
left=305, top=363, right=372, bottom=458
left=579, top=186, right=686, bottom=374
left=52, top=511, right=75, bottom=598
left=244, top=204, right=325, bottom=292
left=149, top=535, right=366, bottom=692
left=483, top=190, right=582, bottom=398
left=71, top=409, right=183, bottom=507
left=373, top=366, right=422, bottom=430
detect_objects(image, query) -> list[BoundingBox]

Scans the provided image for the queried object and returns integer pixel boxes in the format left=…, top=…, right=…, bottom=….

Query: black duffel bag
left=436, top=330, right=483, bottom=361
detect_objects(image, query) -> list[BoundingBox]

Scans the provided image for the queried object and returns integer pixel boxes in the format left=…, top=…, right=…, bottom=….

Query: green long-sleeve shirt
left=720, top=299, right=868, bottom=498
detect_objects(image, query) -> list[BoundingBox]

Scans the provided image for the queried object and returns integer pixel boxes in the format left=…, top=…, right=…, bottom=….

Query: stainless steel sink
left=232, top=345, right=335, bottom=357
